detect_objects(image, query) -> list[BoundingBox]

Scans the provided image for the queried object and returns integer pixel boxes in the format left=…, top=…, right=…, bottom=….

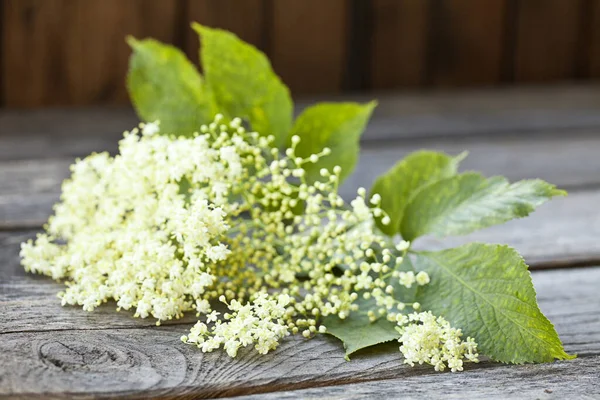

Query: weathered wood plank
left=415, top=189, right=600, bottom=268
left=232, top=355, right=600, bottom=399
left=0, top=277, right=199, bottom=334
left=346, top=131, right=600, bottom=193
left=1, top=267, right=598, bottom=398
left=0, top=230, right=36, bottom=278
left=3, top=85, right=600, bottom=161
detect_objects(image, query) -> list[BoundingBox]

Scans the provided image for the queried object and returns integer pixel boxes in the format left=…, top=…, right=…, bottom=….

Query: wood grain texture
left=1, top=0, right=181, bottom=107
left=270, top=0, right=348, bottom=94
left=0, top=267, right=597, bottom=398
left=185, top=0, right=266, bottom=65
left=232, top=355, right=600, bottom=399
left=370, top=0, right=429, bottom=89
left=514, top=0, right=584, bottom=82
left=426, top=0, right=506, bottom=86
left=1, top=266, right=597, bottom=399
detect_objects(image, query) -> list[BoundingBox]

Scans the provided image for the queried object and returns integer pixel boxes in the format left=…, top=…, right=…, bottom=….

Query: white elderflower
left=142, top=121, right=160, bottom=136
left=397, top=311, right=479, bottom=372
left=183, top=293, right=291, bottom=357
left=416, top=271, right=430, bottom=286
left=22, top=114, right=476, bottom=368
left=399, top=271, right=416, bottom=288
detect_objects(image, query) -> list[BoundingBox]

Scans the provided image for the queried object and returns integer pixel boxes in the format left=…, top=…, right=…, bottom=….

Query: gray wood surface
left=1, top=267, right=598, bottom=399
left=2, top=86, right=600, bottom=398
left=2, top=84, right=600, bottom=161
left=232, top=355, right=600, bottom=399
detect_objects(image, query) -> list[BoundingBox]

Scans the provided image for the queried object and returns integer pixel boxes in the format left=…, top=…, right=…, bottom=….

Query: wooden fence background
left=2, top=0, right=600, bottom=108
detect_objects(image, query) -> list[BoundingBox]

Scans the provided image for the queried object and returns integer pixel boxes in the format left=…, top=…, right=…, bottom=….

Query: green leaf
left=193, top=24, right=293, bottom=148
left=401, top=173, right=566, bottom=241
left=414, top=243, right=574, bottom=363
left=371, top=151, right=465, bottom=236
left=289, top=102, right=376, bottom=184
left=322, top=256, right=417, bottom=359
left=127, top=37, right=216, bottom=136
left=324, top=313, right=399, bottom=360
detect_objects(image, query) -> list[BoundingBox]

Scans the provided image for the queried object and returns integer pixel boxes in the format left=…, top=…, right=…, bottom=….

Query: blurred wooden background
left=2, top=0, right=600, bottom=107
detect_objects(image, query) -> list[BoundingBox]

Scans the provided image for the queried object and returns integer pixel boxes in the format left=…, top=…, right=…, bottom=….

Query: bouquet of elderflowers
left=21, top=24, right=573, bottom=372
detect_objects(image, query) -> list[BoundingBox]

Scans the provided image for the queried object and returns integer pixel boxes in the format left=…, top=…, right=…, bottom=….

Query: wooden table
left=1, top=85, right=600, bottom=399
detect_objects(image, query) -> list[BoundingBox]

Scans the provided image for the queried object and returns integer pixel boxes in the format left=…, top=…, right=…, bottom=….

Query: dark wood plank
left=2, top=0, right=78, bottom=107
left=514, top=0, right=583, bottom=82
left=75, top=0, right=182, bottom=104
left=1, top=0, right=181, bottom=107
left=270, top=0, right=348, bottom=94
left=1, top=267, right=598, bottom=398
left=370, top=0, right=429, bottom=89
left=185, top=0, right=266, bottom=65
left=426, top=0, right=506, bottom=86
left=589, top=0, right=600, bottom=78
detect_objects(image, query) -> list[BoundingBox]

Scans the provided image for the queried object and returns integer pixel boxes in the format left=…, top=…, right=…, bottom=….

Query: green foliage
left=124, top=25, right=571, bottom=368
left=127, top=25, right=374, bottom=151
left=324, top=313, right=399, bottom=360
left=289, top=102, right=376, bottom=184
left=323, top=256, right=417, bottom=357
left=413, top=243, right=574, bottom=363
left=193, top=24, right=293, bottom=148
left=401, top=173, right=566, bottom=241
left=370, top=151, right=465, bottom=236
left=127, top=37, right=216, bottom=136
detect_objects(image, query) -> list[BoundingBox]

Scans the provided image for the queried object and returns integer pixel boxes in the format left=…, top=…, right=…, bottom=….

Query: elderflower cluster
left=396, top=311, right=479, bottom=372
left=21, top=123, right=232, bottom=321
left=182, top=293, right=291, bottom=357
left=20, top=114, right=478, bottom=371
